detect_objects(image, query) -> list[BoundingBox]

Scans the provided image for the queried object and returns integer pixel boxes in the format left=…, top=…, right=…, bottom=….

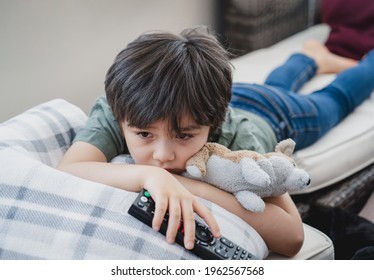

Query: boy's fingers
left=194, top=202, right=221, bottom=238
left=181, top=200, right=196, bottom=250
left=151, top=192, right=218, bottom=250
left=165, top=199, right=181, bottom=244
left=152, top=197, right=168, bottom=232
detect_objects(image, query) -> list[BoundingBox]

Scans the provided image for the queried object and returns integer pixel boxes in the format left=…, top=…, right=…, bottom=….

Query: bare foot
left=303, top=39, right=358, bottom=74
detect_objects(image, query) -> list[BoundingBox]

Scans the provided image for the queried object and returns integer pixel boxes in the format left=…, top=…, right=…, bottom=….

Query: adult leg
left=264, top=53, right=317, bottom=92
left=264, top=49, right=374, bottom=149
left=303, top=40, right=358, bottom=74
left=265, top=40, right=359, bottom=92
left=309, top=48, right=374, bottom=126
left=231, top=45, right=374, bottom=150
left=265, top=43, right=372, bottom=148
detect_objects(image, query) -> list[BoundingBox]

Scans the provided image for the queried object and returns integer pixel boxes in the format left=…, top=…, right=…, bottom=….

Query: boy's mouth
left=164, top=168, right=185, bottom=174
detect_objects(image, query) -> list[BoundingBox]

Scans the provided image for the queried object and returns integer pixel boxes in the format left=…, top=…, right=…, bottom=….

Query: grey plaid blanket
left=0, top=99, right=268, bottom=259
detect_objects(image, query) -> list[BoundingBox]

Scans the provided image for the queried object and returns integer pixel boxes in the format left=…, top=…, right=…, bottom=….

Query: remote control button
left=214, top=248, right=229, bottom=259
left=209, top=238, right=216, bottom=246
left=137, top=201, right=145, bottom=208
left=197, top=240, right=209, bottom=247
left=195, top=224, right=213, bottom=243
left=140, top=196, right=148, bottom=203
left=143, top=190, right=151, bottom=198
left=246, top=254, right=255, bottom=260
left=220, top=237, right=234, bottom=248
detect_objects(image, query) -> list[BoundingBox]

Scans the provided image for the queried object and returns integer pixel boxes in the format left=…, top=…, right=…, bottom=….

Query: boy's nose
left=153, top=142, right=175, bottom=163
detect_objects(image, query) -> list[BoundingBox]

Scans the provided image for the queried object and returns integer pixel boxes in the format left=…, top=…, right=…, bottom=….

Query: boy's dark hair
left=105, top=26, right=232, bottom=135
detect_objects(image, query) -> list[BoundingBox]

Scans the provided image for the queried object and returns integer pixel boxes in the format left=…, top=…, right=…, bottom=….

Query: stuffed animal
left=184, top=139, right=310, bottom=212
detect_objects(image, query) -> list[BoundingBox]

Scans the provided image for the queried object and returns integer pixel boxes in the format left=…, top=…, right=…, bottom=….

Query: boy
left=58, top=27, right=374, bottom=257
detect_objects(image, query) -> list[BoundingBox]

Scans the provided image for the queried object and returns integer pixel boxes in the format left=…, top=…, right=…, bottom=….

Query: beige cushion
left=231, top=24, right=374, bottom=193
left=267, top=224, right=334, bottom=260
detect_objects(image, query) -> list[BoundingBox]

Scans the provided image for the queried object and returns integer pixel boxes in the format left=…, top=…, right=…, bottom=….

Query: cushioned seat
left=267, top=224, right=334, bottom=260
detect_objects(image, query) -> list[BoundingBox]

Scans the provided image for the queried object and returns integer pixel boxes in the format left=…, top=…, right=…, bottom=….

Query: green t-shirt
left=73, top=96, right=277, bottom=161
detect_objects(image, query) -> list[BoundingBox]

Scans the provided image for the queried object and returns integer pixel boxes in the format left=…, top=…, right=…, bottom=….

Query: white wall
left=0, top=0, right=215, bottom=121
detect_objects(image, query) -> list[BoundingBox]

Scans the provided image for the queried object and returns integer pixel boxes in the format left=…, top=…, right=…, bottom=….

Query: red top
left=322, top=0, right=374, bottom=60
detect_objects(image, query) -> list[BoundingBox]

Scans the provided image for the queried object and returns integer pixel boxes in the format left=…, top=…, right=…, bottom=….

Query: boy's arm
left=59, top=142, right=303, bottom=257
left=57, top=141, right=220, bottom=250
left=175, top=175, right=304, bottom=257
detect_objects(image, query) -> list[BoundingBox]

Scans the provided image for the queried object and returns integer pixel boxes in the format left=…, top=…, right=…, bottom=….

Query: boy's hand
left=143, top=167, right=220, bottom=250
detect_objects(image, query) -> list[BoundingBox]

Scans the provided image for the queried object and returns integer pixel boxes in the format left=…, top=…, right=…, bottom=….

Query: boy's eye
left=136, top=132, right=151, bottom=138
left=176, top=133, right=192, bottom=140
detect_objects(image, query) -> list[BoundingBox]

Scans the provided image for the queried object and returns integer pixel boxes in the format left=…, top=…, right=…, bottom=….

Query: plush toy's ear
left=274, top=138, right=296, bottom=157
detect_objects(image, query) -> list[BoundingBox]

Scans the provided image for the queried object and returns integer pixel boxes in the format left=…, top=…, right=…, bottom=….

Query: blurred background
left=0, top=0, right=318, bottom=122
left=0, top=0, right=219, bottom=121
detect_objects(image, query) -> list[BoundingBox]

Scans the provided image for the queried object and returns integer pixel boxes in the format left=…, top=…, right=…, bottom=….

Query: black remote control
left=128, top=189, right=259, bottom=260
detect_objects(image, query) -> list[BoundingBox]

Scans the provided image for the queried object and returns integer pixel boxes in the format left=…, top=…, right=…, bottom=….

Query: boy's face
left=122, top=114, right=210, bottom=174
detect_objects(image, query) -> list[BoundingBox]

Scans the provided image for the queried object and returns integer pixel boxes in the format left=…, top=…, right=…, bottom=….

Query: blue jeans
left=230, top=50, right=374, bottom=150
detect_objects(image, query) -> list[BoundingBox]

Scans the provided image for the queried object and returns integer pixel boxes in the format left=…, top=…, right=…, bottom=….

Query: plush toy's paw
left=235, top=190, right=266, bottom=212
left=240, top=157, right=271, bottom=188
left=185, top=165, right=203, bottom=178
left=256, top=158, right=275, bottom=180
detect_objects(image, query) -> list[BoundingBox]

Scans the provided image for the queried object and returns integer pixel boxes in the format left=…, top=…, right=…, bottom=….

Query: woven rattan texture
left=294, top=163, right=374, bottom=220
left=315, top=163, right=374, bottom=211
left=221, top=0, right=321, bottom=56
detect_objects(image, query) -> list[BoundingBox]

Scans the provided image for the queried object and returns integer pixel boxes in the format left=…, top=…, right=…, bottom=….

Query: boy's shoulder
left=89, top=96, right=117, bottom=122
left=73, top=95, right=125, bottom=161
left=218, top=107, right=277, bottom=153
